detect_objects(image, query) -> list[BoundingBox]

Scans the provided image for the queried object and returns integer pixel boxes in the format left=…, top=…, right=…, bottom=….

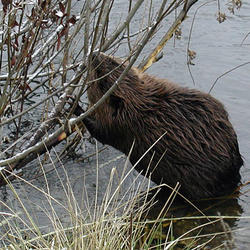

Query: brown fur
left=83, top=52, right=243, bottom=200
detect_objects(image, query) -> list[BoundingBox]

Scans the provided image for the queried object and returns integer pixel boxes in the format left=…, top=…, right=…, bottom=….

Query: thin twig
left=209, top=61, right=250, bottom=93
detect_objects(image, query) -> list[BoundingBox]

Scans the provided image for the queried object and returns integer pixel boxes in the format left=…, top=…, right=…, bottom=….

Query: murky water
left=1, top=0, right=249, bottom=248
left=144, top=1, right=250, bottom=248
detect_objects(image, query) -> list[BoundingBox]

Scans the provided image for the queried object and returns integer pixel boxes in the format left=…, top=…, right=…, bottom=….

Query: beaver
left=82, top=52, right=243, bottom=200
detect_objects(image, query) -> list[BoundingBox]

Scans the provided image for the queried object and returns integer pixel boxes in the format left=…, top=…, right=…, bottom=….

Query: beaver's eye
left=99, top=79, right=107, bottom=92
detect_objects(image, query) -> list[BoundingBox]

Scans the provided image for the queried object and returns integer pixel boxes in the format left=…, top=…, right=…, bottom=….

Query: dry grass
left=0, top=149, right=247, bottom=250
left=0, top=148, right=166, bottom=249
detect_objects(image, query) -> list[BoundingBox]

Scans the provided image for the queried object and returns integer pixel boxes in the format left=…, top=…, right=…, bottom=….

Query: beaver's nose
left=90, top=51, right=106, bottom=68
left=91, top=51, right=99, bottom=59
left=91, top=51, right=103, bottom=60
left=90, top=51, right=102, bottom=66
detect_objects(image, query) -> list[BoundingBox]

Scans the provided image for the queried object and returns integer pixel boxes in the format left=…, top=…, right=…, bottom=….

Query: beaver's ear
left=110, top=94, right=124, bottom=117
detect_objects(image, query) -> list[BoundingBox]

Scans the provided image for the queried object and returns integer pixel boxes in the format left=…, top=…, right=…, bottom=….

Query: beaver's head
left=87, top=52, right=141, bottom=106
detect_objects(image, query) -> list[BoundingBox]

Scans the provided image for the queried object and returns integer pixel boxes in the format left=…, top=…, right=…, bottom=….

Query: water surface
left=1, top=0, right=249, bottom=248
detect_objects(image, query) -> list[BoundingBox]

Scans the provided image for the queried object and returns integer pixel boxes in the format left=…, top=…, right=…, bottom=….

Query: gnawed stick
left=139, top=0, right=198, bottom=72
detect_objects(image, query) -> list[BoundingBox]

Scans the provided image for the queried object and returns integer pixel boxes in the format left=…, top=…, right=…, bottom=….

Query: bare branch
left=0, top=0, right=200, bottom=186
left=139, top=0, right=198, bottom=72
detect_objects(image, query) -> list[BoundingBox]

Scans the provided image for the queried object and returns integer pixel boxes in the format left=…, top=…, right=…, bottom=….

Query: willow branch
left=0, top=10, right=172, bottom=184
left=101, top=0, right=144, bottom=51
left=139, top=0, right=198, bottom=72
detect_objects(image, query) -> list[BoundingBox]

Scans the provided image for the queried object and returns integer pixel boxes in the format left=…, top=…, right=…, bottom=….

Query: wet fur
left=83, top=52, right=243, bottom=200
